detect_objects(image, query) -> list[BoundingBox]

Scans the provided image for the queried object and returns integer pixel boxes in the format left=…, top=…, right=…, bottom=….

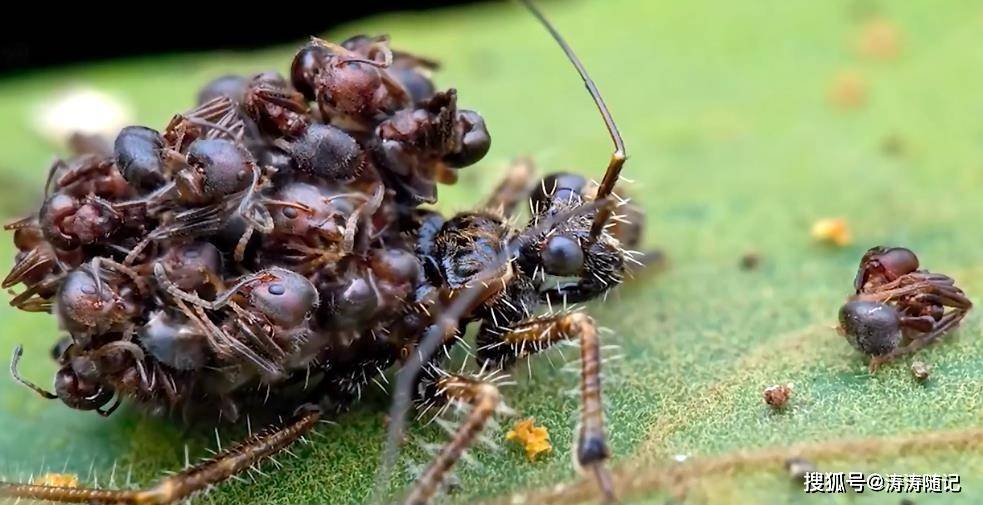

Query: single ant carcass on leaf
left=839, top=246, right=972, bottom=372
left=0, top=1, right=651, bottom=504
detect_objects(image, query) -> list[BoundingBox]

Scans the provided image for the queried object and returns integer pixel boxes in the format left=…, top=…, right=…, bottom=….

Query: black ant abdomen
left=282, top=123, right=365, bottom=181
left=838, top=299, right=902, bottom=357
left=139, top=311, right=210, bottom=371
left=197, top=75, right=249, bottom=107
left=114, top=125, right=167, bottom=192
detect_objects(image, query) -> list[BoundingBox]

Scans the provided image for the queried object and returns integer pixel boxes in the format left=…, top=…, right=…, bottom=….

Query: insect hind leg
left=476, top=310, right=617, bottom=503
left=0, top=406, right=321, bottom=504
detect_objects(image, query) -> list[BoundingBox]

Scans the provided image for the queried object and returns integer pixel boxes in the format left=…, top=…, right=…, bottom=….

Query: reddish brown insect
left=0, top=2, right=650, bottom=504
left=840, top=246, right=972, bottom=371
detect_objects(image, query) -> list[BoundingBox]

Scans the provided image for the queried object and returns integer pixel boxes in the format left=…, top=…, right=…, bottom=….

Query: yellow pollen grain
left=811, top=218, right=851, bottom=246
left=506, top=418, right=552, bottom=461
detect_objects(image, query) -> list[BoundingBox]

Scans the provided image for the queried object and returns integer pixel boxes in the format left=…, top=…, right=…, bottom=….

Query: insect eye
left=542, top=235, right=584, bottom=276
left=282, top=207, right=299, bottom=219
left=268, top=284, right=285, bottom=295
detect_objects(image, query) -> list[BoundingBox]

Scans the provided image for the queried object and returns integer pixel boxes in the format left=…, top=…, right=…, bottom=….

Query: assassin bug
left=0, top=1, right=648, bottom=503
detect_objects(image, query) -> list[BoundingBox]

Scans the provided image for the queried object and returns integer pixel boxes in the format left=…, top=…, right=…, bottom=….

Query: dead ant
left=839, top=246, right=973, bottom=371
left=0, top=1, right=650, bottom=504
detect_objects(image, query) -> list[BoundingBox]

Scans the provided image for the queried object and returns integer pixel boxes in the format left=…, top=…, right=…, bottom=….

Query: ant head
left=39, top=193, right=83, bottom=249
left=291, top=43, right=336, bottom=102
left=53, top=363, right=114, bottom=411
left=177, top=138, right=254, bottom=204
left=55, top=268, right=115, bottom=336
left=160, top=242, right=223, bottom=292
left=838, top=300, right=901, bottom=356
left=855, top=246, right=920, bottom=292
left=271, top=182, right=353, bottom=241
left=246, top=268, right=320, bottom=328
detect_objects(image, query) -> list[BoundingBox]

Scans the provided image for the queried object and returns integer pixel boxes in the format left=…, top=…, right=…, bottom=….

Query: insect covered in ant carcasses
left=839, top=246, right=972, bottom=371
left=0, top=2, right=653, bottom=504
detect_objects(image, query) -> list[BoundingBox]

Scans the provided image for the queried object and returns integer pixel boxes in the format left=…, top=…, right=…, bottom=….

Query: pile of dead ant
left=0, top=2, right=649, bottom=503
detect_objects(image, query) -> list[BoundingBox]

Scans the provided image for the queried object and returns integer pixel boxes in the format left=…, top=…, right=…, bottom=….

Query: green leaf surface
left=0, top=1, right=980, bottom=504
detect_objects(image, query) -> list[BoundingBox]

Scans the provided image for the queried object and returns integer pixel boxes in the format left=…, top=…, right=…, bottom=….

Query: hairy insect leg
left=0, top=406, right=321, bottom=505
left=869, top=309, right=969, bottom=371
left=477, top=310, right=616, bottom=503
left=483, top=157, right=534, bottom=216
left=402, top=376, right=502, bottom=505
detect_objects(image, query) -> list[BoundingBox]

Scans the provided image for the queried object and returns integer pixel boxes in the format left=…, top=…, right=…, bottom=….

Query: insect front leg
left=476, top=311, right=617, bottom=504
left=402, top=374, right=504, bottom=505
left=0, top=406, right=321, bottom=505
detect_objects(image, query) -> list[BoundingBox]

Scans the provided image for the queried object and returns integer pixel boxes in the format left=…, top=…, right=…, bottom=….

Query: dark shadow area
left=0, top=1, right=486, bottom=74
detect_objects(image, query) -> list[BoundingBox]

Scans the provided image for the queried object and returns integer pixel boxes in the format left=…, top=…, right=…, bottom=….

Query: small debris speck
left=32, top=473, right=79, bottom=488
left=506, top=418, right=552, bottom=461
left=764, top=384, right=793, bottom=409
left=910, top=361, right=931, bottom=382
left=740, top=252, right=761, bottom=270
left=811, top=218, right=851, bottom=246
left=785, top=457, right=816, bottom=482
left=856, top=18, right=902, bottom=60
left=827, top=71, right=867, bottom=109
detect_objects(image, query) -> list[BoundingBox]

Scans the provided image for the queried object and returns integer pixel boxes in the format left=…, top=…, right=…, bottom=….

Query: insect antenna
left=10, top=345, right=57, bottom=400
left=520, top=0, right=627, bottom=240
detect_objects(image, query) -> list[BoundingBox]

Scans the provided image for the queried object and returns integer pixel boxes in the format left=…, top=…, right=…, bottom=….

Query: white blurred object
left=34, top=88, right=133, bottom=147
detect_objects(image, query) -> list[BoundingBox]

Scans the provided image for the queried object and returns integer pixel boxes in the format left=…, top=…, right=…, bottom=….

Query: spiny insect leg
left=402, top=377, right=502, bottom=505
left=483, top=157, right=534, bottom=217
left=0, top=407, right=320, bottom=504
left=479, top=311, right=616, bottom=503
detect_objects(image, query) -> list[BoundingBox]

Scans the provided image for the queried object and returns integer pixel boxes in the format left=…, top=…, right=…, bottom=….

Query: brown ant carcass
left=839, top=246, right=972, bottom=371
left=0, top=2, right=649, bottom=504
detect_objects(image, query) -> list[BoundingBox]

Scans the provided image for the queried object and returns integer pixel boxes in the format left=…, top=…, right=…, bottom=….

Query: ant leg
left=402, top=375, right=503, bottom=505
left=3, top=247, right=54, bottom=288
left=483, top=157, right=534, bottom=216
left=96, top=395, right=122, bottom=417
left=10, top=345, right=58, bottom=399
left=154, top=263, right=259, bottom=310
left=0, top=406, right=321, bottom=505
left=869, top=309, right=969, bottom=371
left=9, top=274, right=64, bottom=311
left=476, top=311, right=617, bottom=503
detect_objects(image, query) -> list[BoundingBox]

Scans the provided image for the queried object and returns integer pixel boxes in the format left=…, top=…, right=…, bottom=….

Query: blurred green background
left=0, top=0, right=980, bottom=504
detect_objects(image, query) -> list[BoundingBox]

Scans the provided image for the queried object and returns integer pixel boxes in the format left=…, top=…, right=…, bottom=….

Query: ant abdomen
left=838, top=300, right=902, bottom=356
left=530, top=172, right=587, bottom=213
left=158, top=242, right=223, bottom=292
left=198, top=75, right=249, bottom=107
left=114, top=126, right=167, bottom=192
left=139, top=311, right=210, bottom=371
left=283, top=124, right=365, bottom=181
